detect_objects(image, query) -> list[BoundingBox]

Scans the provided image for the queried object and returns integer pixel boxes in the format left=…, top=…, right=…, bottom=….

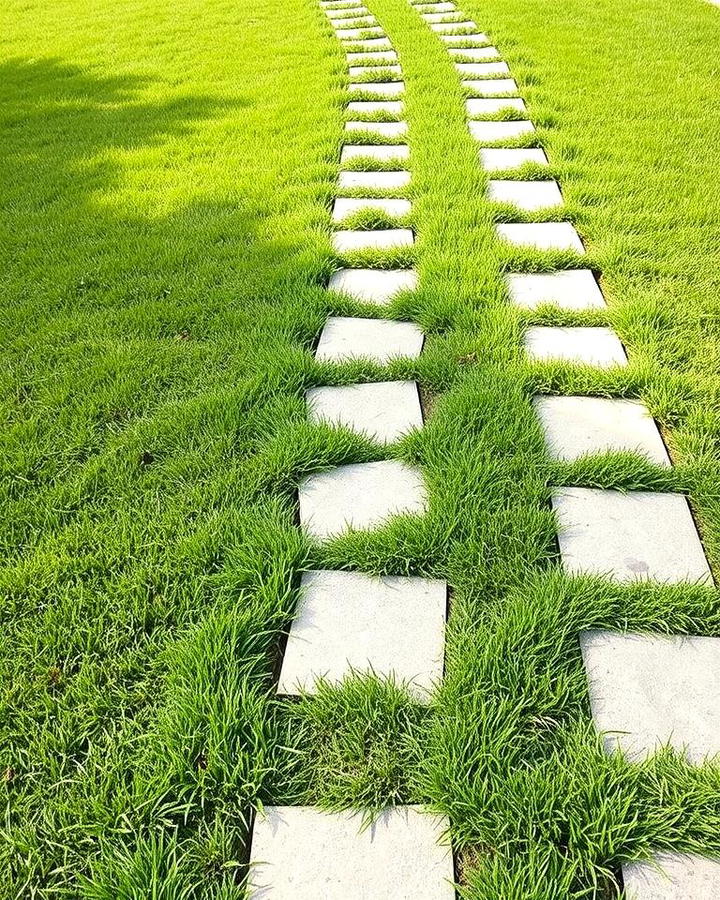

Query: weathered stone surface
left=534, top=396, right=670, bottom=465
left=332, top=228, right=414, bottom=252
left=315, top=315, right=424, bottom=362
left=506, top=270, right=606, bottom=310
left=623, top=853, right=720, bottom=899
left=524, top=326, right=627, bottom=367
left=328, top=268, right=418, bottom=304
left=277, top=569, right=445, bottom=698
left=581, top=630, right=720, bottom=763
left=553, top=488, right=713, bottom=584
left=307, top=380, right=422, bottom=443
left=248, top=806, right=455, bottom=899
left=487, top=179, right=562, bottom=211
left=495, top=222, right=584, bottom=252
left=299, top=459, right=428, bottom=540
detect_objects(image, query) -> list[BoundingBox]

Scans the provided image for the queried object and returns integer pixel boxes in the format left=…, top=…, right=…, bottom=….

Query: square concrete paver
left=448, top=46, right=499, bottom=60
left=328, top=268, right=418, bottom=304
left=333, top=16, right=376, bottom=28
left=416, top=2, right=457, bottom=11
left=337, top=26, right=385, bottom=39
left=346, top=100, right=403, bottom=114
left=580, top=630, right=720, bottom=762
left=278, top=569, right=445, bottom=698
left=333, top=228, right=413, bottom=252
left=533, top=396, right=670, bottom=464
left=422, top=11, right=462, bottom=21
left=623, top=854, right=720, bottom=899
left=307, top=380, right=423, bottom=443
left=299, top=459, right=428, bottom=540
left=552, top=488, right=713, bottom=584
left=469, top=120, right=534, bottom=143
left=345, top=120, right=407, bottom=137
left=440, top=32, right=490, bottom=45
left=496, top=222, right=584, bottom=252
left=506, top=270, right=606, bottom=310
left=349, top=81, right=405, bottom=96
left=456, top=61, right=510, bottom=77
left=524, top=326, right=627, bottom=367
left=467, top=97, right=525, bottom=115
left=479, top=148, right=548, bottom=169
left=341, top=143, right=409, bottom=162
left=332, top=198, right=411, bottom=222
left=338, top=170, right=411, bottom=190
left=430, top=20, right=477, bottom=30
left=347, top=50, right=398, bottom=64
left=488, top=180, right=562, bottom=211
left=347, top=37, right=392, bottom=50
left=326, top=6, right=369, bottom=17
left=349, top=64, right=402, bottom=78
left=463, top=77, right=518, bottom=94
left=316, top=316, right=424, bottom=362
left=248, top=806, right=455, bottom=900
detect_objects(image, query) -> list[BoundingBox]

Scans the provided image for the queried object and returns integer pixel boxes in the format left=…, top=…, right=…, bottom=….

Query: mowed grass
left=2, top=0, right=720, bottom=897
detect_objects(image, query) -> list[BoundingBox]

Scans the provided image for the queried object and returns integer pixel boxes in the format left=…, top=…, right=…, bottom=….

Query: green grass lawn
left=2, top=0, right=720, bottom=895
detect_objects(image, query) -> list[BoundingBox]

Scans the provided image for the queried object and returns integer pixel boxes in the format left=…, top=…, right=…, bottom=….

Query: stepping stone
left=430, top=20, right=477, bottom=30
left=332, top=14, right=375, bottom=26
left=524, top=326, right=627, bottom=367
left=416, top=2, right=457, bottom=10
left=328, top=268, right=418, bottom=304
left=533, top=396, right=670, bottom=464
left=467, top=97, right=525, bottom=115
left=456, top=61, right=510, bottom=76
left=347, top=100, right=403, bottom=114
left=332, top=198, right=411, bottom=222
left=448, top=46, right=500, bottom=59
left=469, top=120, right=534, bottom=142
left=487, top=179, right=563, bottom=211
left=580, top=629, right=720, bottom=762
left=345, top=120, right=407, bottom=137
left=496, top=223, right=584, bottom=253
left=479, top=148, right=548, bottom=170
left=348, top=37, right=392, bottom=49
left=307, top=380, right=423, bottom=443
left=337, top=26, right=385, bottom=39
left=440, top=33, right=490, bottom=44
left=623, top=854, right=720, bottom=899
left=422, top=12, right=462, bottom=21
left=278, top=569, right=445, bottom=697
left=349, top=65, right=402, bottom=77
left=333, top=228, right=414, bottom=252
left=340, top=144, right=409, bottom=161
left=349, top=81, right=405, bottom=96
left=552, top=487, right=712, bottom=584
left=248, top=806, right=454, bottom=899
left=506, top=270, right=606, bottom=310
left=338, top=170, right=411, bottom=189
left=299, top=459, right=428, bottom=540
left=326, top=6, right=370, bottom=17
left=339, top=170, right=411, bottom=189
left=463, top=77, right=518, bottom=94
left=347, top=50, right=398, bottom=63
left=316, top=315, right=424, bottom=362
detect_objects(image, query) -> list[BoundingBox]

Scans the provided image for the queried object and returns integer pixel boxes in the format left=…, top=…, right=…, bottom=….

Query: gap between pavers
left=332, top=228, right=414, bottom=252
left=338, top=170, right=411, bottom=189
left=552, top=487, right=713, bottom=584
left=506, top=270, right=606, bottom=310
left=345, top=120, right=407, bottom=137
left=580, top=629, right=720, bottom=763
left=307, top=379, right=423, bottom=443
left=533, top=395, right=670, bottom=465
left=496, top=222, right=584, bottom=252
left=467, top=97, right=525, bottom=115
left=248, top=806, right=455, bottom=900
left=299, top=459, right=428, bottom=540
left=328, top=268, right=418, bottom=304
left=347, top=99, right=404, bottom=114
left=469, top=119, right=534, bottom=142
left=277, top=569, right=445, bottom=699
left=524, top=326, right=627, bottom=367
left=456, top=61, right=510, bottom=77
left=622, top=853, right=720, bottom=900
left=332, top=198, right=412, bottom=222
left=488, top=179, right=562, bottom=211
left=349, top=81, right=405, bottom=96
left=341, top=143, right=409, bottom=162
left=315, top=315, right=424, bottom=362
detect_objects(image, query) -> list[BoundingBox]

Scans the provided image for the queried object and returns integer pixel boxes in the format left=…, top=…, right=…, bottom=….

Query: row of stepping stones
left=406, top=1, right=719, bottom=897
left=248, top=3, right=454, bottom=896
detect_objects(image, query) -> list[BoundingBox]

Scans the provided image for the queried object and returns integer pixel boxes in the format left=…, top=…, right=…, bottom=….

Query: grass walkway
left=2, top=0, right=720, bottom=895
